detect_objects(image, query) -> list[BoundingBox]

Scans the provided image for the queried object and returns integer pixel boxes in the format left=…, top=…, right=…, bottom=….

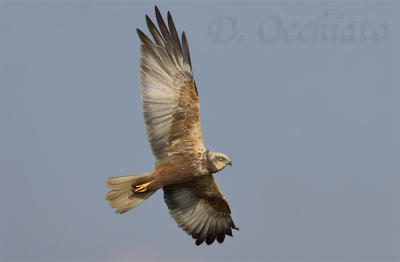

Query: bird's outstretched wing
left=163, top=174, right=239, bottom=245
left=137, top=7, right=204, bottom=162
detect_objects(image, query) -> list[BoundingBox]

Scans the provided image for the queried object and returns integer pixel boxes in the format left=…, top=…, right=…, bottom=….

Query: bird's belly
left=154, top=157, right=208, bottom=187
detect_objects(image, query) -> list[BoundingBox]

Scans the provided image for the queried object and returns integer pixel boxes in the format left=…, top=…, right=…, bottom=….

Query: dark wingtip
left=136, top=28, right=145, bottom=40
left=206, top=235, right=216, bottom=245
left=167, top=11, right=173, bottom=26
left=167, top=11, right=174, bottom=25
left=145, top=15, right=155, bottom=31
left=195, top=239, right=204, bottom=246
left=155, top=5, right=161, bottom=17
left=217, top=234, right=225, bottom=243
left=145, top=14, right=155, bottom=29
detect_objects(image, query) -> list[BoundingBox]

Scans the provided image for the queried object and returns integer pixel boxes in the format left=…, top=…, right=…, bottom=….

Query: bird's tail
left=106, top=172, right=156, bottom=214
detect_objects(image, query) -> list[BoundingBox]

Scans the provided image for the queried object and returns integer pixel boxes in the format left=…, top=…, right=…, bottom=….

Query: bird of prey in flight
left=106, top=6, right=238, bottom=245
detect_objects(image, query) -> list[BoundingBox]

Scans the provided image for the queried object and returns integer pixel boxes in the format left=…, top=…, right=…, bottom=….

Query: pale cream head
left=206, top=151, right=232, bottom=173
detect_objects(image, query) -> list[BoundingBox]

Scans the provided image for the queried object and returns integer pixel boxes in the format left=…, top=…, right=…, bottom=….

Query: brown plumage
left=105, top=6, right=237, bottom=245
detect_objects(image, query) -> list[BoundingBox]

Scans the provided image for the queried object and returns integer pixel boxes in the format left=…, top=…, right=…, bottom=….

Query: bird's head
left=206, top=151, right=232, bottom=173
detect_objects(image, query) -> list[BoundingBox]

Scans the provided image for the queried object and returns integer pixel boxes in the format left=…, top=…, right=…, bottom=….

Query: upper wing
left=137, top=7, right=204, bottom=162
left=163, top=174, right=238, bottom=245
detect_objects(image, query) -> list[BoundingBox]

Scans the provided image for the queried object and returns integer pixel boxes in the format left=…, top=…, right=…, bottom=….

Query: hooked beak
left=227, top=161, right=232, bottom=166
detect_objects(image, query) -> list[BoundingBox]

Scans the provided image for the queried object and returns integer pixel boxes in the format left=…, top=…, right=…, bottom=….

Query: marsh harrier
left=106, top=6, right=238, bottom=245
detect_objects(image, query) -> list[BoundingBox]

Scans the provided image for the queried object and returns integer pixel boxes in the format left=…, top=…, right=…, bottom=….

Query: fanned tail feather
left=106, top=172, right=156, bottom=214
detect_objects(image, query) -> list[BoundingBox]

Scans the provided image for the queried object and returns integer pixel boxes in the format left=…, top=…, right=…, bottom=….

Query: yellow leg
left=134, top=182, right=151, bottom=193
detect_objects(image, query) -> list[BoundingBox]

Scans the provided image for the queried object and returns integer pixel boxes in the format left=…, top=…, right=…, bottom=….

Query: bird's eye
left=218, top=157, right=224, bottom=161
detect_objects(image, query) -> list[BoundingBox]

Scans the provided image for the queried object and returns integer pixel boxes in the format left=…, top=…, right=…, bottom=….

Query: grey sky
left=1, top=1, right=398, bottom=261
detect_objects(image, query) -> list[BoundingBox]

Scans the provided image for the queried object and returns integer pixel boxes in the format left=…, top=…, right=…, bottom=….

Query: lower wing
left=163, top=174, right=238, bottom=245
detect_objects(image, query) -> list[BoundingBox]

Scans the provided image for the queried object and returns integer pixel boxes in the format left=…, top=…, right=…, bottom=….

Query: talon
left=134, top=182, right=151, bottom=193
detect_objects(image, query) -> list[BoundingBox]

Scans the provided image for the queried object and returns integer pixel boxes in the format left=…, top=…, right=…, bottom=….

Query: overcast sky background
left=1, top=1, right=399, bottom=261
